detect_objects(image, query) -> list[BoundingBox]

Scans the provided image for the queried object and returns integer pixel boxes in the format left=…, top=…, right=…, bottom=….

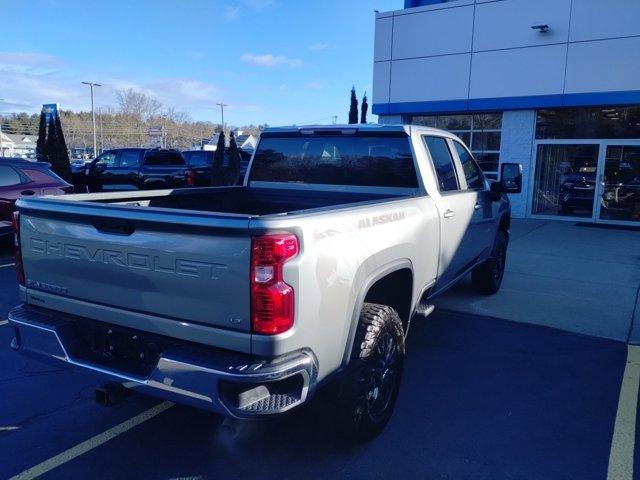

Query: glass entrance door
left=597, top=144, right=640, bottom=224
left=531, top=144, right=599, bottom=219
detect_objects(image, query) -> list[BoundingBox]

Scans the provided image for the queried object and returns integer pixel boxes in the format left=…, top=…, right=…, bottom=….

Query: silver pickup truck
left=8, top=124, right=521, bottom=439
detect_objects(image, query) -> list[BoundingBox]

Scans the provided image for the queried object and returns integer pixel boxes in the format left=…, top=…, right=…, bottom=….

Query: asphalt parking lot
left=0, top=241, right=633, bottom=480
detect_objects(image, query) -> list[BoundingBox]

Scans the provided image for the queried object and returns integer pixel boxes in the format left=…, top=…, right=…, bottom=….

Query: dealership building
left=373, top=0, right=640, bottom=225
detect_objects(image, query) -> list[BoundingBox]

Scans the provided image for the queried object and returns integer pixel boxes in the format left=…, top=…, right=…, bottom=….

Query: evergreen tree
left=360, top=92, right=369, bottom=124
left=348, top=86, right=359, bottom=124
left=35, top=111, right=47, bottom=161
left=226, top=132, right=242, bottom=186
left=44, top=117, right=57, bottom=165
left=211, top=131, right=226, bottom=186
left=53, top=114, right=72, bottom=182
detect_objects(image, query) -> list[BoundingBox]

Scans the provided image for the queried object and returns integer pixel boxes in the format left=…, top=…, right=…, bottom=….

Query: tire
left=337, top=303, right=405, bottom=441
left=471, top=230, right=507, bottom=295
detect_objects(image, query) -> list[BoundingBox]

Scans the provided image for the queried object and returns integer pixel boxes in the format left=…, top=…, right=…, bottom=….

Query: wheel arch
left=341, top=259, right=414, bottom=367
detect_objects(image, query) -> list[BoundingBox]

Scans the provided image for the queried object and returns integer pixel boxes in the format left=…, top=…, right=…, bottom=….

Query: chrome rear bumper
left=8, top=304, right=317, bottom=417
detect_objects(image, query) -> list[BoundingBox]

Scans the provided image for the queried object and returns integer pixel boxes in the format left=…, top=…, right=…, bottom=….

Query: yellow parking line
left=9, top=401, right=174, bottom=480
left=607, top=345, right=640, bottom=480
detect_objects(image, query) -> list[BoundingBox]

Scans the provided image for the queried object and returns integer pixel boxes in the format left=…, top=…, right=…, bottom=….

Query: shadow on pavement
left=50, top=310, right=626, bottom=480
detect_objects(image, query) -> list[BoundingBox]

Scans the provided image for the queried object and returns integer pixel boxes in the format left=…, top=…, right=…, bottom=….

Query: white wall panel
left=565, top=37, right=640, bottom=94
left=390, top=54, right=471, bottom=103
left=374, top=16, right=393, bottom=62
left=372, top=61, right=391, bottom=104
left=470, top=44, right=567, bottom=99
left=392, top=6, right=474, bottom=59
left=473, top=0, right=571, bottom=52
left=570, top=0, right=640, bottom=42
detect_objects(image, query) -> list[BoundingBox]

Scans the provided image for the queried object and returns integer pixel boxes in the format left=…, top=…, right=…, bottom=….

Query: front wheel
left=337, top=303, right=405, bottom=441
left=471, top=230, right=507, bottom=295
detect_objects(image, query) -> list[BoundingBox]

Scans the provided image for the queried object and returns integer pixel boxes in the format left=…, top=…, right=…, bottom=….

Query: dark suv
left=0, top=158, right=73, bottom=237
left=182, top=149, right=252, bottom=186
left=75, top=148, right=192, bottom=192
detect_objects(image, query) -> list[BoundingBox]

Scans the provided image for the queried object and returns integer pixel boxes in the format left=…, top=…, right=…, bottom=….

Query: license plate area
left=61, top=321, right=167, bottom=378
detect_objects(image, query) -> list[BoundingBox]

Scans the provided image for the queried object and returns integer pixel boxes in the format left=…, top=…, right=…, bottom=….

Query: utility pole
left=98, top=107, right=104, bottom=153
left=332, top=115, right=338, bottom=125
left=216, top=102, right=228, bottom=140
left=81, top=81, right=101, bottom=158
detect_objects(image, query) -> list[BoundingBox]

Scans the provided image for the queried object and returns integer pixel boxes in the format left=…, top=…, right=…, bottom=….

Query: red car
left=0, top=158, right=73, bottom=238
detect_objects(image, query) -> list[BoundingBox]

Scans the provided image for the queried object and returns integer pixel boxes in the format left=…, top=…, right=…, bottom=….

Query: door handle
left=20, top=190, right=35, bottom=196
left=443, top=209, right=455, bottom=219
left=474, top=203, right=481, bottom=210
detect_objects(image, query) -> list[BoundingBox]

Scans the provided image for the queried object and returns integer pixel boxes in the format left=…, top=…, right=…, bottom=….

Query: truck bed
left=80, top=186, right=403, bottom=217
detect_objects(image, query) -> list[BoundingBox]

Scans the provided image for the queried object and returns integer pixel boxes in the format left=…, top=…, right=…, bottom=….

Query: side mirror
left=93, top=162, right=107, bottom=173
left=495, top=162, right=522, bottom=194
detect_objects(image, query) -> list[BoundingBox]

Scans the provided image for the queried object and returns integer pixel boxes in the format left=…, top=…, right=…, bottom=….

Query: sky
left=0, top=0, right=400, bottom=127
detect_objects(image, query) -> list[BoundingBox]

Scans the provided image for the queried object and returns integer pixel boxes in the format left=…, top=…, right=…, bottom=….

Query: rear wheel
left=337, top=303, right=405, bottom=441
left=471, top=230, right=507, bottom=295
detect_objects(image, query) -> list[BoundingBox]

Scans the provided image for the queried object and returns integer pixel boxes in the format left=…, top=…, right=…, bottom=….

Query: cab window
left=453, top=141, right=485, bottom=190
left=0, top=166, right=22, bottom=187
left=423, top=136, right=459, bottom=192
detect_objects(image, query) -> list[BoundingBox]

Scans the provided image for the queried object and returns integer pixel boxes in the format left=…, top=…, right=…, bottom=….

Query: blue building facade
left=373, top=0, right=640, bottom=225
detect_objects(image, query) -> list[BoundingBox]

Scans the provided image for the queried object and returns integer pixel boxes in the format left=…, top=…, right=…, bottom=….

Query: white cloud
left=305, top=81, right=323, bottom=90
left=309, top=42, right=329, bottom=51
left=241, top=53, right=302, bottom=67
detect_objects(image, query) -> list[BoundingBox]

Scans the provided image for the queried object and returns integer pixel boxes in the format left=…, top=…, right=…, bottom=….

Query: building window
left=536, top=106, right=640, bottom=139
left=407, top=113, right=502, bottom=177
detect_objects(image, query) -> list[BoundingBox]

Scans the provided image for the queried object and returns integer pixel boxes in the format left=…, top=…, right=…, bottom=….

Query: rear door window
left=183, top=151, right=212, bottom=167
left=250, top=135, right=418, bottom=188
left=423, top=136, right=459, bottom=192
left=0, top=166, right=23, bottom=187
left=144, top=151, right=186, bottom=166
left=120, top=150, right=142, bottom=168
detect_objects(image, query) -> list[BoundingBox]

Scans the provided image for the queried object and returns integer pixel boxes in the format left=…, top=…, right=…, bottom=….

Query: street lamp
left=82, top=82, right=102, bottom=158
left=0, top=98, right=4, bottom=157
left=216, top=102, right=228, bottom=139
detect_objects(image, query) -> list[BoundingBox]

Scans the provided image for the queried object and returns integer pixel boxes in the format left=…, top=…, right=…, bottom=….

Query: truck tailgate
left=18, top=199, right=252, bottom=333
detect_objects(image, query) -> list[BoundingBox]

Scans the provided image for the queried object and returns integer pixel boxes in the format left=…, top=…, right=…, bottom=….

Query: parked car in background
left=0, top=158, right=73, bottom=238
left=182, top=149, right=251, bottom=186
left=74, top=148, right=193, bottom=193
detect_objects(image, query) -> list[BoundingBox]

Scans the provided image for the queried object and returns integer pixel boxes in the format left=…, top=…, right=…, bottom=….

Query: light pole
left=216, top=102, right=228, bottom=139
left=0, top=98, right=4, bottom=157
left=82, top=81, right=101, bottom=158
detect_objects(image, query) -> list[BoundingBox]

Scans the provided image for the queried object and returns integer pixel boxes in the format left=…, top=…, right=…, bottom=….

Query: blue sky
left=0, top=0, right=400, bottom=126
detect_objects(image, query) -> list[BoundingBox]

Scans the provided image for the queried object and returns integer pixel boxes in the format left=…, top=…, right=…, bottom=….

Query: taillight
left=186, top=169, right=195, bottom=187
left=250, top=234, right=298, bottom=335
left=12, top=211, right=25, bottom=286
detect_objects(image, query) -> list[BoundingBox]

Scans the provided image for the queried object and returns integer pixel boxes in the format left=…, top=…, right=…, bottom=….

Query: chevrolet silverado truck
left=8, top=125, right=521, bottom=439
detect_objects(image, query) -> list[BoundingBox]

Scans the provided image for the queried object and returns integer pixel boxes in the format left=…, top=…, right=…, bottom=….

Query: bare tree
left=115, top=88, right=163, bottom=120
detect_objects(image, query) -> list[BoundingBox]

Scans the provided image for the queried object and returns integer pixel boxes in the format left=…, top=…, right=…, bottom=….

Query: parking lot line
left=9, top=401, right=174, bottom=480
left=0, top=320, right=7, bottom=326
left=607, top=345, right=640, bottom=480
left=0, top=262, right=15, bottom=268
